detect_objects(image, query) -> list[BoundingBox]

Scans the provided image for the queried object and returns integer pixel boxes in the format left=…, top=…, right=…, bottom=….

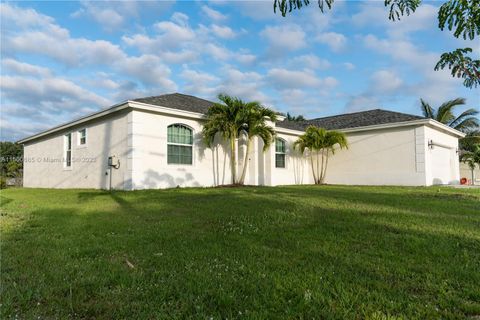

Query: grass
left=1, top=185, right=479, bottom=319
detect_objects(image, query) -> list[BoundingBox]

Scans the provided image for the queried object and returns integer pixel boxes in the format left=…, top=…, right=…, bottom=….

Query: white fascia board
left=17, top=100, right=208, bottom=144
left=17, top=101, right=129, bottom=144
left=274, top=127, right=305, bottom=136
left=425, top=119, right=465, bottom=138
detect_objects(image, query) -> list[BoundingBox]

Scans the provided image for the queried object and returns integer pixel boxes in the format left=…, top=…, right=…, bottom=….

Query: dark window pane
left=168, top=124, right=193, bottom=145
left=168, top=144, right=192, bottom=164
left=66, top=150, right=71, bottom=167
left=275, top=138, right=285, bottom=153
left=79, top=129, right=86, bottom=144
left=276, top=154, right=285, bottom=168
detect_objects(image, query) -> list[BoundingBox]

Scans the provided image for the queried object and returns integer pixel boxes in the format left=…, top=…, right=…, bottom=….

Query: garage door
left=430, top=147, right=452, bottom=185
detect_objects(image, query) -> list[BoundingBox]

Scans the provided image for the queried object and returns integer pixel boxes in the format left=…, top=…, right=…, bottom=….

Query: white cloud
left=181, top=69, right=219, bottom=96
left=0, top=75, right=111, bottom=110
left=345, top=95, right=380, bottom=112
left=1, top=58, right=52, bottom=77
left=201, top=6, right=228, bottom=21
left=217, top=68, right=268, bottom=102
left=260, top=24, right=306, bottom=52
left=3, top=12, right=126, bottom=67
left=153, top=19, right=196, bottom=47
left=73, top=5, right=124, bottom=30
left=70, top=1, right=173, bottom=31
left=235, top=53, right=256, bottom=65
left=290, top=54, right=331, bottom=70
left=343, top=62, right=355, bottom=70
left=370, top=70, right=403, bottom=93
left=316, top=32, right=347, bottom=52
left=210, top=24, right=237, bottom=39
left=352, top=2, right=438, bottom=39
left=267, top=68, right=338, bottom=90
left=119, top=55, right=177, bottom=91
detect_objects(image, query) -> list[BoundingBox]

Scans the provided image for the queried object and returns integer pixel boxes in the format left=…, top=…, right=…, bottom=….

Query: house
left=17, top=93, right=465, bottom=189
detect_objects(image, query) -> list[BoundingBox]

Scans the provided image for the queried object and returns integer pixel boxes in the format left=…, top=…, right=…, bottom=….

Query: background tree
left=286, top=112, right=306, bottom=122
left=294, top=126, right=348, bottom=184
left=460, top=129, right=480, bottom=152
left=420, top=97, right=479, bottom=132
left=238, top=104, right=277, bottom=185
left=460, top=144, right=480, bottom=184
left=0, top=141, right=23, bottom=188
left=273, top=0, right=480, bottom=88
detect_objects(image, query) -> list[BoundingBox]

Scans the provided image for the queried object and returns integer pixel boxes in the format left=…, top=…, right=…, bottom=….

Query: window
left=167, top=124, right=193, bottom=165
left=275, top=138, right=286, bottom=168
left=78, top=128, right=87, bottom=145
left=65, top=133, right=72, bottom=168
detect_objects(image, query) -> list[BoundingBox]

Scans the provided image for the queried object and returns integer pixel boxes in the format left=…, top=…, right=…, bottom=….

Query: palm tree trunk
left=239, top=137, right=252, bottom=185
left=316, top=150, right=320, bottom=184
left=310, top=153, right=317, bottom=184
left=230, top=134, right=237, bottom=184
left=319, top=149, right=325, bottom=183
left=321, top=149, right=329, bottom=184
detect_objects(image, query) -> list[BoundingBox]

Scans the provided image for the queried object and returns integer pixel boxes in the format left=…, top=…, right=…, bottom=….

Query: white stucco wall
left=22, top=105, right=462, bottom=189
left=23, top=111, right=130, bottom=189
left=268, top=132, right=313, bottom=186
left=128, top=109, right=233, bottom=189
left=319, top=126, right=427, bottom=186
left=423, top=125, right=460, bottom=185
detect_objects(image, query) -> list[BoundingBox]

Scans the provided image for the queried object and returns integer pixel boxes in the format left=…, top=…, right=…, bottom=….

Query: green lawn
left=1, top=186, right=479, bottom=319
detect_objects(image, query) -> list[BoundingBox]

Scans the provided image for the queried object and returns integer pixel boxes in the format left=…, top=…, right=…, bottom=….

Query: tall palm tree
left=238, top=104, right=277, bottom=185
left=294, top=126, right=348, bottom=184
left=420, top=98, right=479, bottom=132
left=202, top=94, right=276, bottom=185
left=203, top=94, right=245, bottom=184
left=460, top=145, right=480, bottom=184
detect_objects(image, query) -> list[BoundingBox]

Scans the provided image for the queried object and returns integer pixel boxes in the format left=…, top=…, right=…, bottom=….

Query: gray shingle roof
left=133, top=93, right=215, bottom=114
left=133, top=94, right=426, bottom=131
left=276, top=109, right=426, bottom=131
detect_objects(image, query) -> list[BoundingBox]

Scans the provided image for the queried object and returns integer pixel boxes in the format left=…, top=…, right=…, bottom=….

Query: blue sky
left=1, top=1, right=478, bottom=141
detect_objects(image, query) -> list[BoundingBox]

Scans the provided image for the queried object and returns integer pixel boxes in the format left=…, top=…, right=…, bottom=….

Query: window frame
left=77, top=128, right=87, bottom=147
left=64, top=132, right=72, bottom=170
left=167, top=123, right=194, bottom=166
left=275, top=137, right=287, bottom=169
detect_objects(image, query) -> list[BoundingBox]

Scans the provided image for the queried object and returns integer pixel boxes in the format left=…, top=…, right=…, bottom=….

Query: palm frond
left=448, top=108, right=479, bottom=130
left=420, top=99, right=435, bottom=118
left=436, top=97, right=465, bottom=124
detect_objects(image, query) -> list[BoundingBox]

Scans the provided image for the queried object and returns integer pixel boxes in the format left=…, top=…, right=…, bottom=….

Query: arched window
left=275, top=138, right=286, bottom=168
left=167, top=124, right=193, bottom=165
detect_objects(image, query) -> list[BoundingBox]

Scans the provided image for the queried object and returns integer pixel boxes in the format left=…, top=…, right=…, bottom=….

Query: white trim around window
left=275, top=138, right=287, bottom=169
left=167, top=123, right=194, bottom=166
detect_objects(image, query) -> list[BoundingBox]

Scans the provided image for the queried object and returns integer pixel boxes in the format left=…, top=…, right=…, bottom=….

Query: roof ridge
left=133, top=92, right=216, bottom=104
left=307, top=108, right=424, bottom=122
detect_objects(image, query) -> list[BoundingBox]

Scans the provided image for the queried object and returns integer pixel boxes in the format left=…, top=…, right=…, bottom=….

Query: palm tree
left=203, top=94, right=245, bottom=184
left=286, top=112, right=306, bottom=122
left=294, top=126, right=348, bottom=184
left=460, top=145, right=480, bottom=184
left=238, top=104, right=277, bottom=185
left=460, top=130, right=480, bottom=152
left=420, top=98, right=479, bottom=132
left=202, top=94, right=276, bottom=185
